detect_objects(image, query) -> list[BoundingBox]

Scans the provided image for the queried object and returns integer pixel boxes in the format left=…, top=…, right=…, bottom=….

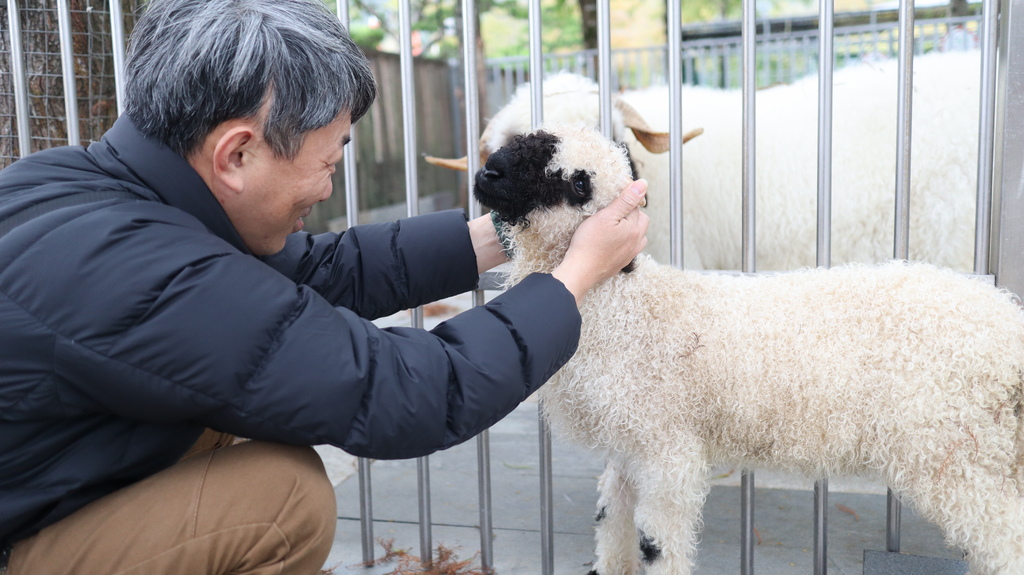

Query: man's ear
left=210, top=123, right=260, bottom=195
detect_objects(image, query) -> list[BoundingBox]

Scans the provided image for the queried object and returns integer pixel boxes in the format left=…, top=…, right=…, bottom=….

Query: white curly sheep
left=474, top=123, right=1024, bottom=575
left=445, top=50, right=980, bottom=272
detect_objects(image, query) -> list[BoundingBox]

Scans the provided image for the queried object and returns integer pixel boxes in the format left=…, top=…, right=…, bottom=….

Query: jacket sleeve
left=21, top=204, right=579, bottom=460
left=261, top=209, right=479, bottom=319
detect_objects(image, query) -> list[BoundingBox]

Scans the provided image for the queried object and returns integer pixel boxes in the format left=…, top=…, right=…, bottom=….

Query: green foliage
left=482, top=0, right=584, bottom=58
left=350, top=23, right=386, bottom=50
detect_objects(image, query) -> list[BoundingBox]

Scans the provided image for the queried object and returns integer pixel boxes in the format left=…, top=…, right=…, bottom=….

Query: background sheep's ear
left=626, top=126, right=705, bottom=155
left=423, top=155, right=469, bottom=171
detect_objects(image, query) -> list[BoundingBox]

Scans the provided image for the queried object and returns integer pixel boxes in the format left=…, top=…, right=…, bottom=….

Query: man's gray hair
left=124, top=0, right=376, bottom=159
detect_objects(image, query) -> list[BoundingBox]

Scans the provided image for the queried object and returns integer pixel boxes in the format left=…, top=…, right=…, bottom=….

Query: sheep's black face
left=473, top=130, right=594, bottom=228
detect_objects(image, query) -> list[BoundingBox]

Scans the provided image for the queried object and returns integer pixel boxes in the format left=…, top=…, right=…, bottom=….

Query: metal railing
left=483, top=13, right=982, bottom=110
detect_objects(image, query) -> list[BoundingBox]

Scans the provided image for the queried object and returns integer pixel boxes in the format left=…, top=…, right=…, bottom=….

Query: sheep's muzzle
left=473, top=130, right=594, bottom=229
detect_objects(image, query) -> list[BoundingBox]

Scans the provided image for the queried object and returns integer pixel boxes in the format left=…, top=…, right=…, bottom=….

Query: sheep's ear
left=424, top=155, right=469, bottom=171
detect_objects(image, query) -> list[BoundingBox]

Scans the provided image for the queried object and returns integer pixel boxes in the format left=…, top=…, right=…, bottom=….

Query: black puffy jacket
left=0, top=116, right=581, bottom=546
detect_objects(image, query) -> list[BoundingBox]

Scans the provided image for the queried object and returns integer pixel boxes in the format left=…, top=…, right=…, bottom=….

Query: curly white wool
left=502, top=124, right=1024, bottom=575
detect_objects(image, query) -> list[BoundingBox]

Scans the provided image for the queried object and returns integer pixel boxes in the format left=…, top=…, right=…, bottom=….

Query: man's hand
left=552, top=179, right=649, bottom=304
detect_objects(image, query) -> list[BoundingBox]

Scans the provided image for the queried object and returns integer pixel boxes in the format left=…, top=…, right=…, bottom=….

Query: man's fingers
left=613, top=179, right=648, bottom=216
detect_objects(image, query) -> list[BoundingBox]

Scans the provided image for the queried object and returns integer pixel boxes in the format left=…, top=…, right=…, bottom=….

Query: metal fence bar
left=524, top=5, right=554, bottom=572
left=887, top=0, right=916, bottom=553
left=740, top=0, right=757, bottom=570
left=742, top=0, right=756, bottom=273
left=56, top=0, right=80, bottom=146
left=395, top=0, right=433, bottom=563
left=7, top=0, right=32, bottom=158
left=333, top=2, right=376, bottom=563
left=974, top=0, right=998, bottom=275
left=597, top=0, right=612, bottom=139
left=668, top=0, right=684, bottom=269
left=456, top=0, right=495, bottom=568
left=990, top=0, right=1024, bottom=297
left=108, top=0, right=127, bottom=116
left=814, top=0, right=835, bottom=571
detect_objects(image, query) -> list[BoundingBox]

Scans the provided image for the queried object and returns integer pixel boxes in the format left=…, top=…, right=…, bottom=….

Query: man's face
left=232, top=114, right=352, bottom=255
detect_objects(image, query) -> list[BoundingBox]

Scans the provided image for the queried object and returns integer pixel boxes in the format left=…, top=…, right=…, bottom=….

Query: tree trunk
left=579, top=0, right=598, bottom=50
left=949, top=0, right=970, bottom=16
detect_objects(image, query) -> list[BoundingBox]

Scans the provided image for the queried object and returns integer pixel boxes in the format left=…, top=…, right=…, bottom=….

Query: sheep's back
left=539, top=260, right=1024, bottom=475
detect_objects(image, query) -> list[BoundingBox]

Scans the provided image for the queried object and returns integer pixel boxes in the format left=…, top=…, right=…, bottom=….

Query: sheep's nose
left=480, top=167, right=503, bottom=180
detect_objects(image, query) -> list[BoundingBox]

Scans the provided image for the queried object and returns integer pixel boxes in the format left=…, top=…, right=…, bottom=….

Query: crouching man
left=0, top=0, right=649, bottom=573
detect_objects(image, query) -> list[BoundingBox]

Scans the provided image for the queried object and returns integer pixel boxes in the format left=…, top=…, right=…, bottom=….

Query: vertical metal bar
left=740, top=473, right=755, bottom=575
left=597, top=0, right=612, bottom=139
left=817, top=0, right=834, bottom=269
left=538, top=413, right=554, bottom=575
left=893, top=0, right=915, bottom=263
left=416, top=456, right=432, bottom=565
left=975, top=0, right=999, bottom=275
left=525, top=4, right=553, bottom=572
left=8, top=0, right=32, bottom=158
left=886, top=493, right=902, bottom=552
left=475, top=426, right=494, bottom=570
left=108, top=0, right=127, bottom=116
left=458, top=0, right=494, bottom=568
left=814, top=477, right=829, bottom=575
left=815, top=0, right=835, bottom=570
left=397, top=0, right=432, bottom=563
left=888, top=0, right=915, bottom=552
left=667, top=0, right=684, bottom=269
left=57, top=0, right=80, bottom=145
left=742, top=0, right=756, bottom=274
left=740, top=0, right=757, bottom=570
left=527, top=3, right=543, bottom=126
left=989, top=0, right=1024, bottom=298
left=333, top=1, right=376, bottom=562
left=357, top=459, right=375, bottom=562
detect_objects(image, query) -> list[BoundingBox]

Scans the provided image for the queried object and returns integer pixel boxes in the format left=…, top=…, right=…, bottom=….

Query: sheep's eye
left=569, top=170, right=591, bottom=204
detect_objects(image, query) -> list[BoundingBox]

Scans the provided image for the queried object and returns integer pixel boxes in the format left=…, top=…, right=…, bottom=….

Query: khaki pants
left=8, top=433, right=337, bottom=575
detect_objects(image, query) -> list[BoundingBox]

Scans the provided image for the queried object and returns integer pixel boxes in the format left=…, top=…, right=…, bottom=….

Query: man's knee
left=203, top=441, right=337, bottom=571
left=223, top=441, right=336, bottom=524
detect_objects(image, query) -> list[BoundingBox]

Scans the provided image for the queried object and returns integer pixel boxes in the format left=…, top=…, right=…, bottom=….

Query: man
left=0, top=0, right=649, bottom=573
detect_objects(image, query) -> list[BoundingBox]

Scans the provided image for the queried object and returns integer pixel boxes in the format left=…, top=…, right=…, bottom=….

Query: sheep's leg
left=627, top=450, right=710, bottom=575
left=908, top=476, right=1024, bottom=575
left=891, top=435, right=1024, bottom=575
left=942, top=478, right=1024, bottom=575
left=589, top=456, right=641, bottom=575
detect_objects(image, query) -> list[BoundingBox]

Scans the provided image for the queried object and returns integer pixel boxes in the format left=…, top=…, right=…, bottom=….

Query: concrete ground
left=317, top=293, right=969, bottom=575
left=319, top=401, right=967, bottom=575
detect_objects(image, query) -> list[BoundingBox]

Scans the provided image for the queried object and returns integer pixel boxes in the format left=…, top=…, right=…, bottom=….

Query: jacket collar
left=98, top=115, right=251, bottom=255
